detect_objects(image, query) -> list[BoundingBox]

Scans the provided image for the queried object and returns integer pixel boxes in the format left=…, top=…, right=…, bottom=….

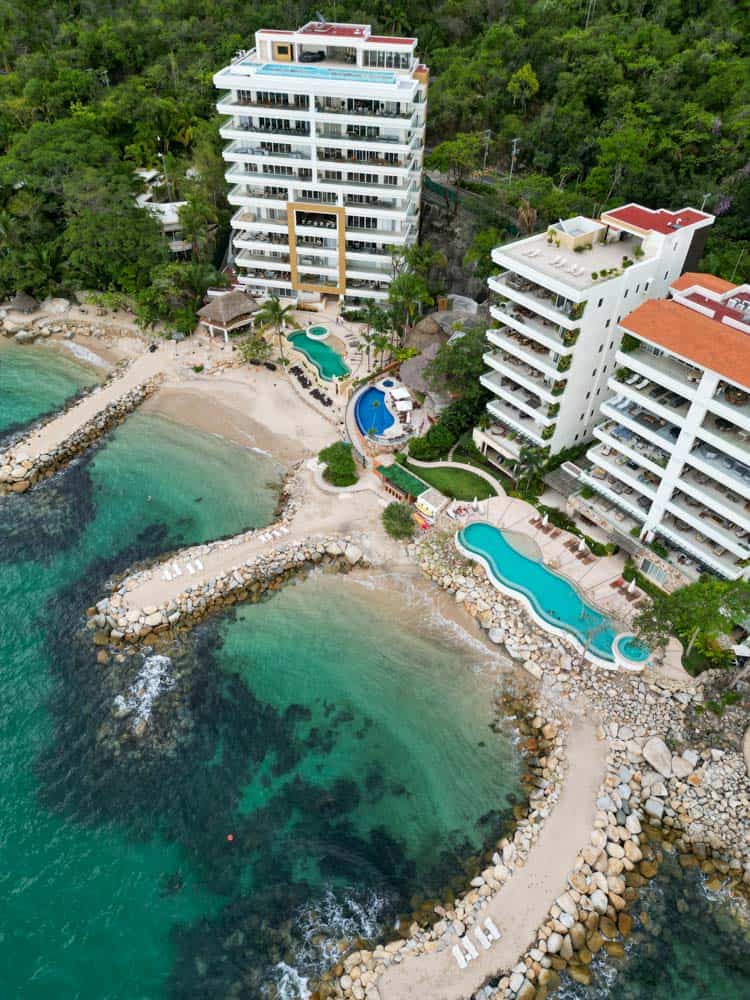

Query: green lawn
left=404, top=461, right=496, bottom=501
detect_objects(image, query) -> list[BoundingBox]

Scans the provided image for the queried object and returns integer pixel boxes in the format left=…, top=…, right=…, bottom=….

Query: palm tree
left=514, top=445, right=546, bottom=496
left=387, top=272, right=433, bottom=346
left=255, top=295, right=296, bottom=361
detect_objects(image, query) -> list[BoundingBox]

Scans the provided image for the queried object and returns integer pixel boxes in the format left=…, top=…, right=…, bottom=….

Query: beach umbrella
left=542, top=513, right=549, bottom=527
left=627, top=578, right=636, bottom=594
left=578, top=537, right=587, bottom=553
left=472, top=496, right=479, bottom=511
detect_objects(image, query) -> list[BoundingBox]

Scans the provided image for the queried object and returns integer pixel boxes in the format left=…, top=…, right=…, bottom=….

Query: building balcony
left=709, top=380, right=750, bottom=432
left=218, top=92, right=311, bottom=112
left=473, top=424, right=523, bottom=463
left=345, top=260, right=392, bottom=277
left=485, top=327, right=564, bottom=381
left=666, top=494, right=749, bottom=559
left=696, top=413, right=750, bottom=467
left=315, top=127, right=413, bottom=150
left=228, top=185, right=291, bottom=206
left=483, top=351, right=562, bottom=404
left=235, top=270, right=292, bottom=290
left=220, top=120, right=312, bottom=139
left=678, top=467, right=750, bottom=533
left=616, top=346, right=702, bottom=399
left=224, top=141, right=312, bottom=163
left=601, top=397, right=682, bottom=451
left=685, top=441, right=750, bottom=498
left=316, top=150, right=411, bottom=172
left=314, top=102, right=415, bottom=125
left=488, top=302, right=574, bottom=355
left=345, top=241, right=390, bottom=257
left=345, top=221, right=414, bottom=243
left=592, top=421, right=669, bottom=476
left=587, top=445, right=661, bottom=500
left=480, top=371, right=556, bottom=425
left=488, top=273, right=581, bottom=329
left=225, top=168, right=303, bottom=187
left=486, top=398, right=546, bottom=446
left=234, top=252, right=291, bottom=271
left=608, top=375, right=691, bottom=427
left=654, top=518, right=746, bottom=580
left=578, top=471, right=649, bottom=524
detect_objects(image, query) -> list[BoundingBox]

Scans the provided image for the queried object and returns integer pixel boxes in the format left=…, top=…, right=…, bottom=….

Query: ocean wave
left=113, top=653, right=174, bottom=727
left=60, top=340, right=110, bottom=369
left=270, top=962, right=310, bottom=1000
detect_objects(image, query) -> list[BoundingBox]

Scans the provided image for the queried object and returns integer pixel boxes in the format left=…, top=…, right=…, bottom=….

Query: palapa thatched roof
left=197, top=290, right=259, bottom=327
left=8, top=291, right=39, bottom=313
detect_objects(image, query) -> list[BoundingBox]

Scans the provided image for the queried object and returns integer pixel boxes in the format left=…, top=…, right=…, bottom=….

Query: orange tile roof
left=670, top=272, right=736, bottom=295
left=621, top=299, right=750, bottom=390
left=603, top=204, right=711, bottom=235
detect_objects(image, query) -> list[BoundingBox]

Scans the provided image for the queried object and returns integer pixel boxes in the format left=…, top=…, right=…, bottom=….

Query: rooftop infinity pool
left=456, top=521, right=650, bottom=667
left=288, top=330, right=350, bottom=381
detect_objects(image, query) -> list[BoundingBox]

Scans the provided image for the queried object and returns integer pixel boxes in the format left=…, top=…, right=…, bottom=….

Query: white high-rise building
left=472, top=205, right=714, bottom=475
left=213, top=21, right=428, bottom=306
left=575, top=273, right=750, bottom=585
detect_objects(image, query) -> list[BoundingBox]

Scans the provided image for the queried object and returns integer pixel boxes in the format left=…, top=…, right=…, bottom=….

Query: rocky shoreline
left=359, top=530, right=748, bottom=1000
left=0, top=363, right=164, bottom=494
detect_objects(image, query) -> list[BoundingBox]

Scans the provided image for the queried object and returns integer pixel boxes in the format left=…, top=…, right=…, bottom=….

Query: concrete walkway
left=377, top=716, right=608, bottom=1000
left=3, top=350, right=165, bottom=464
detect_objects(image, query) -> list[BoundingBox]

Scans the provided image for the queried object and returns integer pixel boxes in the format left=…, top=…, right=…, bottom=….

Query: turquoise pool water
left=354, top=386, right=395, bottom=437
left=457, top=521, right=636, bottom=662
left=288, top=330, right=350, bottom=380
left=616, top=634, right=650, bottom=663
left=256, top=63, right=397, bottom=85
left=309, top=325, right=328, bottom=337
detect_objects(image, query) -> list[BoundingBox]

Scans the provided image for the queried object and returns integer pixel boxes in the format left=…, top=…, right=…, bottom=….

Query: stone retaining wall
left=0, top=368, right=164, bottom=494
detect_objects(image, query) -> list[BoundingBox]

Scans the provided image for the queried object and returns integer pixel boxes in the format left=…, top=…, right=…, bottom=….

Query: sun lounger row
left=258, top=526, right=290, bottom=543
left=451, top=917, right=502, bottom=968
left=161, top=557, right=204, bottom=582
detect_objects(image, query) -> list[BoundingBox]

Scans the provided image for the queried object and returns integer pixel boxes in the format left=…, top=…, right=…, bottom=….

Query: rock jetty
left=0, top=365, right=164, bottom=494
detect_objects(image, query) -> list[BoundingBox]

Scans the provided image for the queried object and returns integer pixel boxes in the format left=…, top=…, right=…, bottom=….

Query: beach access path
left=7, top=349, right=166, bottom=464
left=376, top=714, right=607, bottom=1000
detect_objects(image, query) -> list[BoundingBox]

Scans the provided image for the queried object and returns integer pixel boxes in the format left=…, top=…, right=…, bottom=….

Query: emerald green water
left=0, top=345, right=523, bottom=998
left=3, top=345, right=747, bottom=999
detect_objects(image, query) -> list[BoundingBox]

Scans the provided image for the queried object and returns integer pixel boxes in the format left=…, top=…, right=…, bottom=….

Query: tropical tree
left=382, top=501, right=415, bottom=540
left=426, top=323, right=488, bottom=399
left=178, top=192, right=218, bottom=260
left=134, top=260, right=225, bottom=333
left=426, top=132, right=483, bottom=209
left=464, top=226, right=505, bottom=279
left=387, top=272, right=433, bottom=344
left=633, top=578, right=750, bottom=664
left=514, top=446, right=547, bottom=496
left=506, top=63, right=539, bottom=110
left=238, top=332, right=272, bottom=364
left=318, top=441, right=358, bottom=487
left=254, top=295, right=296, bottom=361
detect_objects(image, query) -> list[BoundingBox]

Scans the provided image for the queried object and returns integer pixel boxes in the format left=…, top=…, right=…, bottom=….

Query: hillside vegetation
left=0, top=0, right=747, bottom=309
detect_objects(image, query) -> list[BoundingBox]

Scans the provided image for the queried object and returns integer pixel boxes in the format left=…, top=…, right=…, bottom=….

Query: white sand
left=376, top=712, right=608, bottom=1000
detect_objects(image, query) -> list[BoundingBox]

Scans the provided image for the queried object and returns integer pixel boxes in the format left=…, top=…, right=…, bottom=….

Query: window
left=585, top=392, right=591, bottom=400
left=574, top=434, right=579, bottom=441
left=624, top=289, right=629, bottom=298
left=598, top=344, right=603, bottom=353
left=605, top=319, right=611, bottom=328
left=598, top=298, right=603, bottom=308
left=645, top=281, right=650, bottom=292
left=635, top=284, right=640, bottom=294
left=641, top=558, right=667, bottom=585
left=609, top=340, right=614, bottom=349
left=278, top=45, right=288, bottom=54
left=664, top=272, right=669, bottom=280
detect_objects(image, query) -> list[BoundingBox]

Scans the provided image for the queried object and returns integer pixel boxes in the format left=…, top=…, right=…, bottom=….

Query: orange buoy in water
left=226, top=834, right=234, bottom=842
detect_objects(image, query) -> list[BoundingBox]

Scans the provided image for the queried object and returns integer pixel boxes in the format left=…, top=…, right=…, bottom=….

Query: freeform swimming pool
left=287, top=331, right=350, bottom=381
left=457, top=522, right=649, bottom=664
left=354, top=386, right=395, bottom=438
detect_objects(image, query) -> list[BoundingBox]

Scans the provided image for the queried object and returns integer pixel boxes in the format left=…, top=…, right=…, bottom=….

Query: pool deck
left=448, top=494, right=687, bottom=684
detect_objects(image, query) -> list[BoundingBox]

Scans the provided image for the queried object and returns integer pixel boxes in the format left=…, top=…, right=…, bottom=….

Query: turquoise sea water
left=0, top=345, right=524, bottom=998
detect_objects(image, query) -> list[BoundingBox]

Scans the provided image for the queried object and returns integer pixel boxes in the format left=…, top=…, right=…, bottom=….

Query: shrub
left=408, top=423, right=456, bottom=461
left=318, top=441, right=358, bottom=487
left=192, top=364, right=204, bottom=373
left=580, top=485, right=594, bottom=499
left=382, top=501, right=415, bottom=539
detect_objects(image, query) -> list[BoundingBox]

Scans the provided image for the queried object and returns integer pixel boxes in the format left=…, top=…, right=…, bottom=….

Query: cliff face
left=420, top=197, right=489, bottom=302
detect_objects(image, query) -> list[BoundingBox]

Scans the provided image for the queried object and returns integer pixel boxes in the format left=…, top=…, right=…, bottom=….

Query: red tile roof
left=258, top=29, right=294, bottom=34
left=621, top=299, right=750, bottom=389
left=670, top=272, right=736, bottom=295
left=604, top=204, right=712, bottom=235
left=369, top=35, right=415, bottom=45
left=300, top=23, right=368, bottom=37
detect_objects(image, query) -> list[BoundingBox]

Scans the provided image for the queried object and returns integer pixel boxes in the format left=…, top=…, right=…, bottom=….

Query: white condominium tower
left=472, top=204, right=714, bottom=474
left=214, top=21, right=428, bottom=305
left=578, top=273, right=750, bottom=584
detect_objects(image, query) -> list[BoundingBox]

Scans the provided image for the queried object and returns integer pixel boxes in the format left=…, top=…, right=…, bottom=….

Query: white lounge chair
left=172, top=562, right=182, bottom=577
left=161, top=568, right=172, bottom=582
left=195, top=558, right=204, bottom=571
left=485, top=917, right=501, bottom=941
left=463, top=936, right=479, bottom=960
left=474, top=926, right=492, bottom=950
left=186, top=562, right=196, bottom=575
left=451, top=945, right=467, bottom=969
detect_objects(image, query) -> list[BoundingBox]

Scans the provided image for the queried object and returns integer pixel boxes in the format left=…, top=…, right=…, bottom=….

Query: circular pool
left=354, top=386, right=395, bottom=438
left=382, top=378, right=396, bottom=388
left=614, top=633, right=650, bottom=671
left=307, top=325, right=329, bottom=341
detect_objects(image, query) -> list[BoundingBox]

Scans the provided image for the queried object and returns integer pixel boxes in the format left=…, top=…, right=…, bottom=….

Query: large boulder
left=643, top=736, right=672, bottom=778
left=14, top=329, right=36, bottom=344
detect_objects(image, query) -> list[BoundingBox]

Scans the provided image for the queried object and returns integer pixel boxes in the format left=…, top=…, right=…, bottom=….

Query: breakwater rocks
left=411, top=531, right=749, bottom=999
left=317, top=699, right=568, bottom=1000
left=94, top=532, right=368, bottom=645
left=0, top=367, right=164, bottom=494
